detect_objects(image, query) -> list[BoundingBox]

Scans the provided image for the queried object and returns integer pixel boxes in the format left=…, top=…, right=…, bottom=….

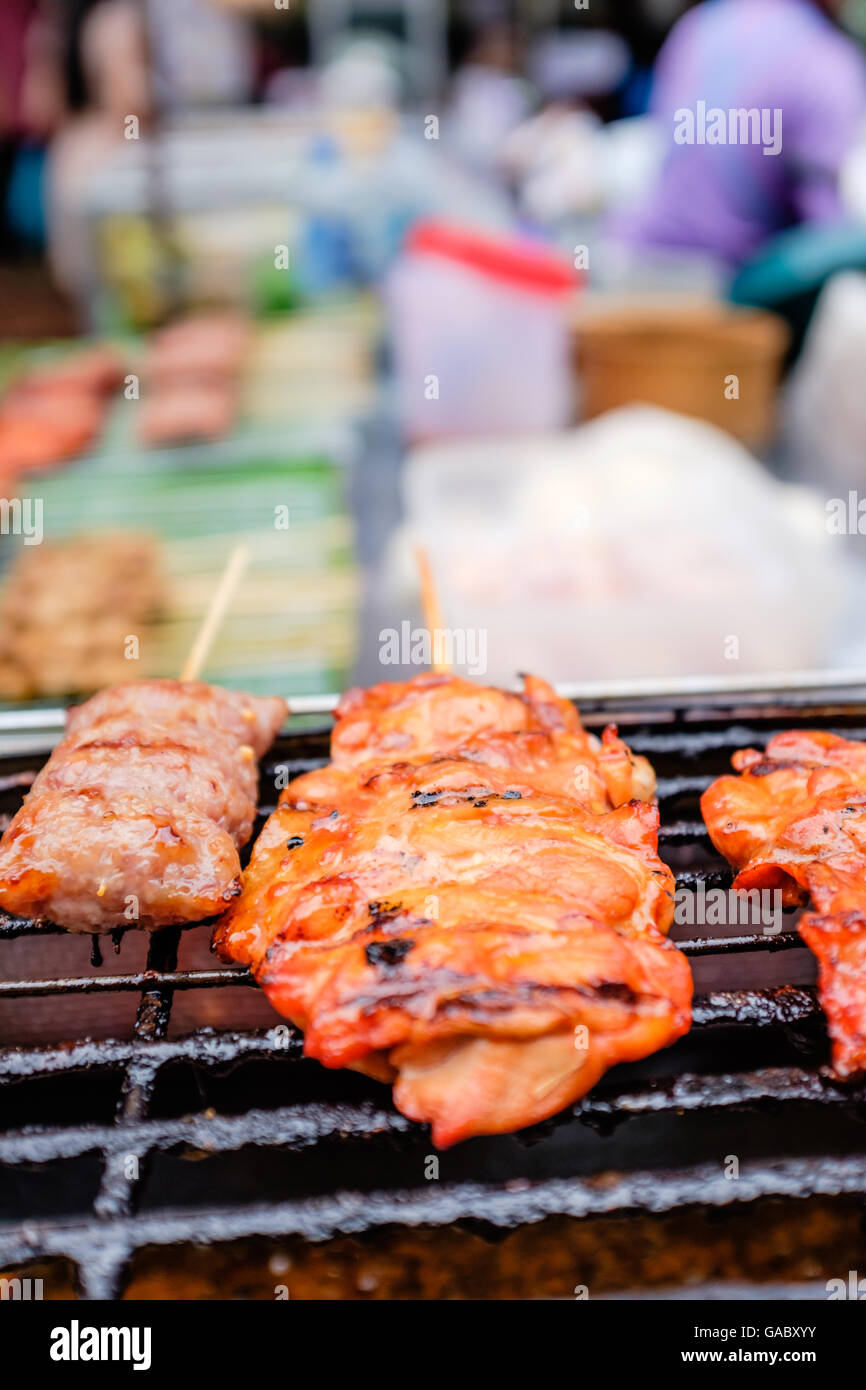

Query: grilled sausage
left=0, top=679, right=286, bottom=932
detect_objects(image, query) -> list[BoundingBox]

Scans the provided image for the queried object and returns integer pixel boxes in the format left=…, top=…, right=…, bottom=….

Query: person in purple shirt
left=612, top=0, right=866, bottom=266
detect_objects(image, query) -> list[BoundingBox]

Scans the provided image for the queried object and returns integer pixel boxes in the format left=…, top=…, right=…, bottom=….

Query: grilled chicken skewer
left=702, top=730, right=866, bottom=1079
left=0, top=680, right=286, bottom=932
left=216, top=673, right=692, bottom=1146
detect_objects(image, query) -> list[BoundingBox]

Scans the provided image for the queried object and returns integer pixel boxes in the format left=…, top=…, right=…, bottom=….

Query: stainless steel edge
left=2, top=666, right=866, bottom=746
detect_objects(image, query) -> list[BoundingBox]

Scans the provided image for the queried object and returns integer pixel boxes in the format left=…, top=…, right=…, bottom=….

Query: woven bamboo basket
left=573, top=301, right=789, bottom=449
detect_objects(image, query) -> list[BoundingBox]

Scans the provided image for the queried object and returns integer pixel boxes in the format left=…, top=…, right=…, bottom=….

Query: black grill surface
left=2, top=697, right=866, bottom=1298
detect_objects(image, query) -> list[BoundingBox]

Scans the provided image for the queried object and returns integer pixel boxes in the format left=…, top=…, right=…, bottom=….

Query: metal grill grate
left=3, top=697, right=866, bottom=1299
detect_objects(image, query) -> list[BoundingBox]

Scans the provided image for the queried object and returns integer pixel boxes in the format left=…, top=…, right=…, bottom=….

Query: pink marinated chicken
left=0, top=680, right=286, bottom=931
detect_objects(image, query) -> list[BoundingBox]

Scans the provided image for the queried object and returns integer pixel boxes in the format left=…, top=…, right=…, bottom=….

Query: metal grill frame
left=3, top=693, right=866, bottom=1299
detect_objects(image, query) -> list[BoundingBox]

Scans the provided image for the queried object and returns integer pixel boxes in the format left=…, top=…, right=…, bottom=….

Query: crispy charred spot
left=357, top=911, right=432, bottom=940
left=410, top=786, right=499, bottom=809
left=368, top=899, right=403, bottom=919
left=595, top=982, right=640, bottom=1005
left=364, top=938, right=415, bottom=970
left=221, top=877, right=243, bottom=901
left=502, top=789, right=522, bottom=800
left=286, top=836, right=304, bottom=850
left=411, top=789, right=447, bottom=807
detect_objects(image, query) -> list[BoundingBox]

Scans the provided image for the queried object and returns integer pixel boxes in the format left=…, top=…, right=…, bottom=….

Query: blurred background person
left=46, top=0, right=151, bottom=299
left=0, top=0, right=65, bottom=255
left=46, top=0, right=256, bottom=307
left=611, top=0, right=866, bottom=268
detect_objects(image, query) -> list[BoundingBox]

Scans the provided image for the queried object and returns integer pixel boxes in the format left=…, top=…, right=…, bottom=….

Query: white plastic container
left=785, top=272, right=866, bottom=498
left=395, top=407, right=843, bottom=685
left=387, top=220, right=576, bottom=441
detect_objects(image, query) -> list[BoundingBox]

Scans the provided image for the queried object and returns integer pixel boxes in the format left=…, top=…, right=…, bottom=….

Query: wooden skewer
left=180, top=544, right=250, bottom=683
left=415, top=543, right=451, bottom=675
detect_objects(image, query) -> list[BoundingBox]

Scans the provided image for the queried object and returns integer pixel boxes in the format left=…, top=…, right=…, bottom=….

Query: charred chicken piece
left=702, top=729, right=866, bottom=1079
left=216, top=674, right=691, bottom=1146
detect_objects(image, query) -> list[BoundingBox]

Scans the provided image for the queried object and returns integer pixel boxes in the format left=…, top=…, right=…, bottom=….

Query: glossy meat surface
left=0, top=680, right=286, bottom=931
left=702, top=729, right=866, bottom=1078
left=216, top=675, right=691, bottom=1146
left=799, top=911, right=866, bottom=1079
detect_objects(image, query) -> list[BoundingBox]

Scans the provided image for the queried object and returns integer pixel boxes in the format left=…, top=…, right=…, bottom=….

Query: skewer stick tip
left=415, top=542, right=451, bottom=675
left=180, top=544, right=250, bottom=683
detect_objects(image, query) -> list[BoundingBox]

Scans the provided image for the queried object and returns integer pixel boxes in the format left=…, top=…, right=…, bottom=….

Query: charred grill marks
left=364, top=939, right=416, bottom=970
left=217, top=674, right=691, bottom=1145
left=410, top=786, right=523, bottom=810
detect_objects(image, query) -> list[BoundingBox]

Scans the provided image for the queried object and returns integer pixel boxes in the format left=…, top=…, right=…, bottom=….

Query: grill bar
left=0, top=930, right=808, bottom=1000
left=5, top=1152, right=866, bottom=1274
left=0, top=983, right=823, bottom=1071
left=0, top=967, right=251, bottom=998
left=2, top=1060, right=861, bottom=1173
